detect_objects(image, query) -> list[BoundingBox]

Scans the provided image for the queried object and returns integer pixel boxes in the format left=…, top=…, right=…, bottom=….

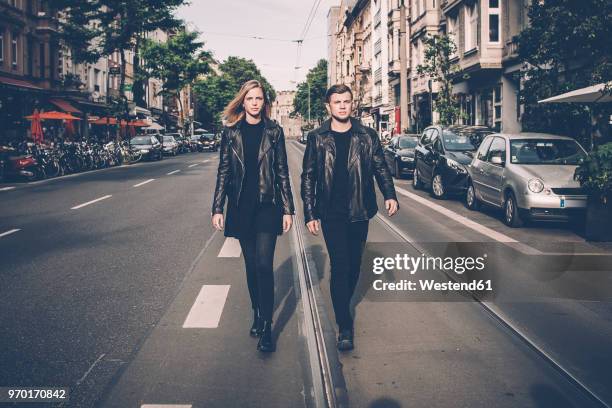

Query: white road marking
left=0, top=229, right=20, bottom=238
left=141, top=405, right=192, bottom=408
left=395, top=186, right=519, bottom=243
left=201, top=159, right=210, bottom=163
left=71, top=195, right=112, bottom=210
left=167, top=170, right=181, bottom=175
left=182, top=285, right=230, bottom=328
left=218, top=237, right=242, bottom=257
left=188, top=163, right=199, bottom=168
left=133, top=178, right=155, bottom=187
left=0, top=186, right=16, bottom=191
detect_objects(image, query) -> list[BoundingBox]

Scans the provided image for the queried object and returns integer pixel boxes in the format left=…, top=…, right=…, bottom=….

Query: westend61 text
left=372, top=279, right=493, bottom=292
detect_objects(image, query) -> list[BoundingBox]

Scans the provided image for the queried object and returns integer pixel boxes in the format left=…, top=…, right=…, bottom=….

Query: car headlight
left=401, top=156, right=414, bottom=162
left=140, top=149, right=149, bottom=153
left=528, top=178, right=544, bottom=193
left=447, top=158, right=467, bottom=174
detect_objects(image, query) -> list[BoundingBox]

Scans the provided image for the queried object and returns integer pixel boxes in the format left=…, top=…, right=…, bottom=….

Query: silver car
left=465, top=133, right=588, bottom=227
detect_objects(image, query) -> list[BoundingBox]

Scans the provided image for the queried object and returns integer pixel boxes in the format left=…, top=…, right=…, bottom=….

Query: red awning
left=49, top=98, right=82, bottom=114
left=0, top=76, right=43, bottom=90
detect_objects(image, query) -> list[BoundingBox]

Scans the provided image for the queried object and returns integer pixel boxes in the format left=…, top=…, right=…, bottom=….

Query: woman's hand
left=212, top=213, right=224, bottom=231
left=283, top=214, right=293, bottom=233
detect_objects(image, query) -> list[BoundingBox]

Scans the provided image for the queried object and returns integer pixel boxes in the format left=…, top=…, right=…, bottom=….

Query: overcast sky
left=176, top=0, right=338, bottom=92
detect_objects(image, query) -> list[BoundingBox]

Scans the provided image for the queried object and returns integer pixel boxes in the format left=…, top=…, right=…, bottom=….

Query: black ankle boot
left=250, top=309, right=263, bottom=337
left=337, top=328, right=354, bottom=351
left=257, top=320, right=275, bottom=352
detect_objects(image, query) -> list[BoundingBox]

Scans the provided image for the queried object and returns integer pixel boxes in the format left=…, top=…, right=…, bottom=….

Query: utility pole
left=399, top=0, right=409, bottom=133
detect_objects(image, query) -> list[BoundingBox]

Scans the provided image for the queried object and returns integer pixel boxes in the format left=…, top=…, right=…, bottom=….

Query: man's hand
left=385, top=199, right=399, bottom=217
left=306, top=220, right=320, bottom=235
left=212, top=213, right=224, bottom=230
left=283, top=215, right=293, bottom=233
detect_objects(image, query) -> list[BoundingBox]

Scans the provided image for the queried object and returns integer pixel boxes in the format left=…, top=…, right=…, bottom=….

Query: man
left=301, top=84, right=399, bottom=351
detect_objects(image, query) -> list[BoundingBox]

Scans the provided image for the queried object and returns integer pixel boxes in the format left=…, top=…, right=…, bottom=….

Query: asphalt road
left=0, top=143, right=610, bottom=408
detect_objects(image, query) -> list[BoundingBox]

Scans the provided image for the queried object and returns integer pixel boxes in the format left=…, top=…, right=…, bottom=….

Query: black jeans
left=239, top=232, right=277, bottom=321
left=321, top=219, right=369, bottom=331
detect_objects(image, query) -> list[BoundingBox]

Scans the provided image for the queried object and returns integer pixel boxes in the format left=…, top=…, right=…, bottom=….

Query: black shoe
left=250, top=309, right=263, bottom=337
left=337, top=328, right=354, bottom=351
left=257, top=321, right=275, bottom=352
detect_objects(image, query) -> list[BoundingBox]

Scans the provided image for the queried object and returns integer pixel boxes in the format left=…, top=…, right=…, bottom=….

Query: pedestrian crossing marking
left=218, top=237, right=242, bottom=257
left=182, top=285, right=230, bottom=328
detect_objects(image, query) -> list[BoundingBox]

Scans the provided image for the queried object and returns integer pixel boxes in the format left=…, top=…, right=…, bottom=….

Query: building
left=327, top=6, right=340, bottom=88
left=387, top=0, right=411, bottom=134
left=271, top=90, right=303, bottom=139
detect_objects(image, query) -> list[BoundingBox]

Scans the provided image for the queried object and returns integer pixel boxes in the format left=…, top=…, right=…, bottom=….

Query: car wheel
left=431, top=173, right=446, bottom=199
left=465, top=181, right=480, bottom=210
left=412, top=166, right=423, bottom=190
left=503, top=191, right=524, bottom=227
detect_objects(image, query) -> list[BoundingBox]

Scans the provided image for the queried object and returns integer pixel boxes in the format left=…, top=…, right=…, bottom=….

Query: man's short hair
left=325, top=84, right=353, bottom=103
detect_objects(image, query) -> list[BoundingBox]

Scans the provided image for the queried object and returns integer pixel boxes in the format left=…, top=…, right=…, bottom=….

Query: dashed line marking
left=0, top=186, right=16, bottom=191
left=71, top=195, right=112, bottom=210
left=188, top=163, right=199, bottom=168
left=217, top=237, right=242, bottom=257
left=0, top=229, right=21, bottom=238
left=167, top=170, right=181, bottom=175
left=182, top=285, right=230, bottom=328
left=133, top=179, right=155, bottom=187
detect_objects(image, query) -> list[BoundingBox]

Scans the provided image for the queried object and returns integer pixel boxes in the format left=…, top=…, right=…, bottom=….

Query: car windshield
left=398, top=137, right=417, bottom=148
left=200, top=134, right=215, bottom=140
left=510, top=139, right=587, bottom=165
left=131, top=136, right=151, bottom=145
left=190, top=135, right=200, bottom=140
left=442, top=130, right=478, bottom=151
left=163, top=136, right=175, bottom=142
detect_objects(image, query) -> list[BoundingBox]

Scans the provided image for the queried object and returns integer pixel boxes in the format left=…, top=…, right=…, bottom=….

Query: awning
left=145, top=122, right=164, bottom=130
left=49, top=98, right=83, bottom=114
left=0, top=76, right=43, bottom=91
left=538, top=83, right=612, bottom=104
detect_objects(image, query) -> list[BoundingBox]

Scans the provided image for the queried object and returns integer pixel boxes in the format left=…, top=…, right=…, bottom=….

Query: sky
left=176, top=0, right=338, bottom=92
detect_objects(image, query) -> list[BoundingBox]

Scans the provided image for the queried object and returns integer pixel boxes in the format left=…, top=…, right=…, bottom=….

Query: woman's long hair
left=223, top=80, right=272, bottom=127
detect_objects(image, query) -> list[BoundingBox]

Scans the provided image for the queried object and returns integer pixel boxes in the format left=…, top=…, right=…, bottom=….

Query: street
left=1, top=144, right=611, bottom=408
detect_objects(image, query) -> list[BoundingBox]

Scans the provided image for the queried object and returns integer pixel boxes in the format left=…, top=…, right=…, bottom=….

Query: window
left=346, top=59, right=350, bottom=75
left=0, top=31, right=4, bottom=63
left=464, top=4, right=478, bottom=51
left=420, top=128, right=433, bottom=145
left=481, top=85, right=502, bottom=131
left=489, top=0, right=500, bottom=43
left=357, top=46, right=362, bottom=64
left=11, top=31, right=18, bottom=68
left=447, top=15, right=457, bottom=57
left=477, top=137, right=494, bottom=161
left=487, top=137, right=506, bottom=163
left=39, top=43, right=45, bottom=78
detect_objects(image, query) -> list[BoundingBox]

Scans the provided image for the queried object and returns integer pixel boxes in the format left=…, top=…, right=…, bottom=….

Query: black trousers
left=321, top=218, right=369, bottom=331
left=239, top=232, right=277, bottom=321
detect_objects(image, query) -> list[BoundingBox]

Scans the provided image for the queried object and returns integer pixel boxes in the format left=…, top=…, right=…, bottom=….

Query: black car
left=130, top=135, right=163, bottom=161
left=199, top=133, right=218, bottom=152
left=413, top=125, right=493, bottom=198
left=384, top=134, right=419, bottom=178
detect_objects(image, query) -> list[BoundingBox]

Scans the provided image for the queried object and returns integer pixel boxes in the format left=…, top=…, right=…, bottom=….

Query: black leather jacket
left=301, top=117, right=398, bottom=223
left=212, top=117, right=295, bottom=216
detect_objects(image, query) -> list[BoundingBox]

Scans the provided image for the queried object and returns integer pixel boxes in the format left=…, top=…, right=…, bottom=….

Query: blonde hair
left=223, top=80, right=271, bottom=127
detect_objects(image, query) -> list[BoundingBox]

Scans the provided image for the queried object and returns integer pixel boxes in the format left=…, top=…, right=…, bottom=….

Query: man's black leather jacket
left=212, top=117, right=295, bottom=215
left=300, top=117, right=398, bottom=223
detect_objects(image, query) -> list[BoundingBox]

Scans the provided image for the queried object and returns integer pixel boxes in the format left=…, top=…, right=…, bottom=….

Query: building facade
left=271, top=90, right=303, bottom=139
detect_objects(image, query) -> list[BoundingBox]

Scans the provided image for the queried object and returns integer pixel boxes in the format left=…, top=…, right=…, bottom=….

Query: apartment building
left=271, top=90, right=303, bottom=139
left=327, top=6, right=340, bottom=88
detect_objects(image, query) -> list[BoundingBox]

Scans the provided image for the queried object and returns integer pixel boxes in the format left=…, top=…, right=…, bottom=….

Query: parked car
left=384, top=134, right=419, bottom=178
left=162, top=135, right=179, bottom=156
left=130, top=135, right=163, bottom=161
left=299, top=131, right=308, bottom=144
left=413, top=125, right=493, bottom=198
left=189, top=135, right=203, bottom=152
left=199, top=133, right=218, bottom=151
left=465, top=133, right=588, bottom=227
left=165, top=133, right=188, bottom=154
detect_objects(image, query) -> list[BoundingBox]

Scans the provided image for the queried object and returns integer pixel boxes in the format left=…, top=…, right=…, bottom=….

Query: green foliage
left=193, top=57, right=276, bottom=128
left=416, top=35, right=463, bottom=126
left=575, top=142, right=612, bottom=201
left=292, top=59, right=328, bottom=124
left=518, top=0, right=612, bottom=143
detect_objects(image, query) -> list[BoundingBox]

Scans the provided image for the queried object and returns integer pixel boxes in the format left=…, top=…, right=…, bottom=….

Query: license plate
left=560, top=198, right=565, bottom=208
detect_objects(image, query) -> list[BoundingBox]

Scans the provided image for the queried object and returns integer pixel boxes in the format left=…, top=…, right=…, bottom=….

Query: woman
left=211, top=80, right=295, bottom=352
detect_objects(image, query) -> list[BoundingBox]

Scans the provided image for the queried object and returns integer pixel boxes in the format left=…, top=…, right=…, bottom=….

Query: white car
left=162, top=135, right=179, bottom=156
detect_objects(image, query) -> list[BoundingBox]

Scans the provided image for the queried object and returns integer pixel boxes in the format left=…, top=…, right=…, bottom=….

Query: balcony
left=359, top=62, right=371, bottom=73
left=374, top=67, right=382, bottom=82
left=502, top=36, right=519, bottom=61
left=35, top=13, right=59, bottom=35
left=374, top=9, right=381, bottom=27
left=388, top=59, right=401, bottom=76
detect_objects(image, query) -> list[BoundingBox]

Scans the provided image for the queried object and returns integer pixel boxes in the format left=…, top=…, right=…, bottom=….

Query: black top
left=327, top=127, right=352, bottom=219
left=238, top=119, right=264, bottom=209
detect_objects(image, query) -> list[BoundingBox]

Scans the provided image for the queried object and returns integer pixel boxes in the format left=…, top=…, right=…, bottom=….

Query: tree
left=291, top=59, right=328, bottom=125
left=416, top=34, right=463, bottom=126
left=58, top=0, right=185, bottom=113
left=140, top=29, right=212, bottom=131
left=518, top=0, right=612, bottom=146
left=193, top=57, right=276, bottom=129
